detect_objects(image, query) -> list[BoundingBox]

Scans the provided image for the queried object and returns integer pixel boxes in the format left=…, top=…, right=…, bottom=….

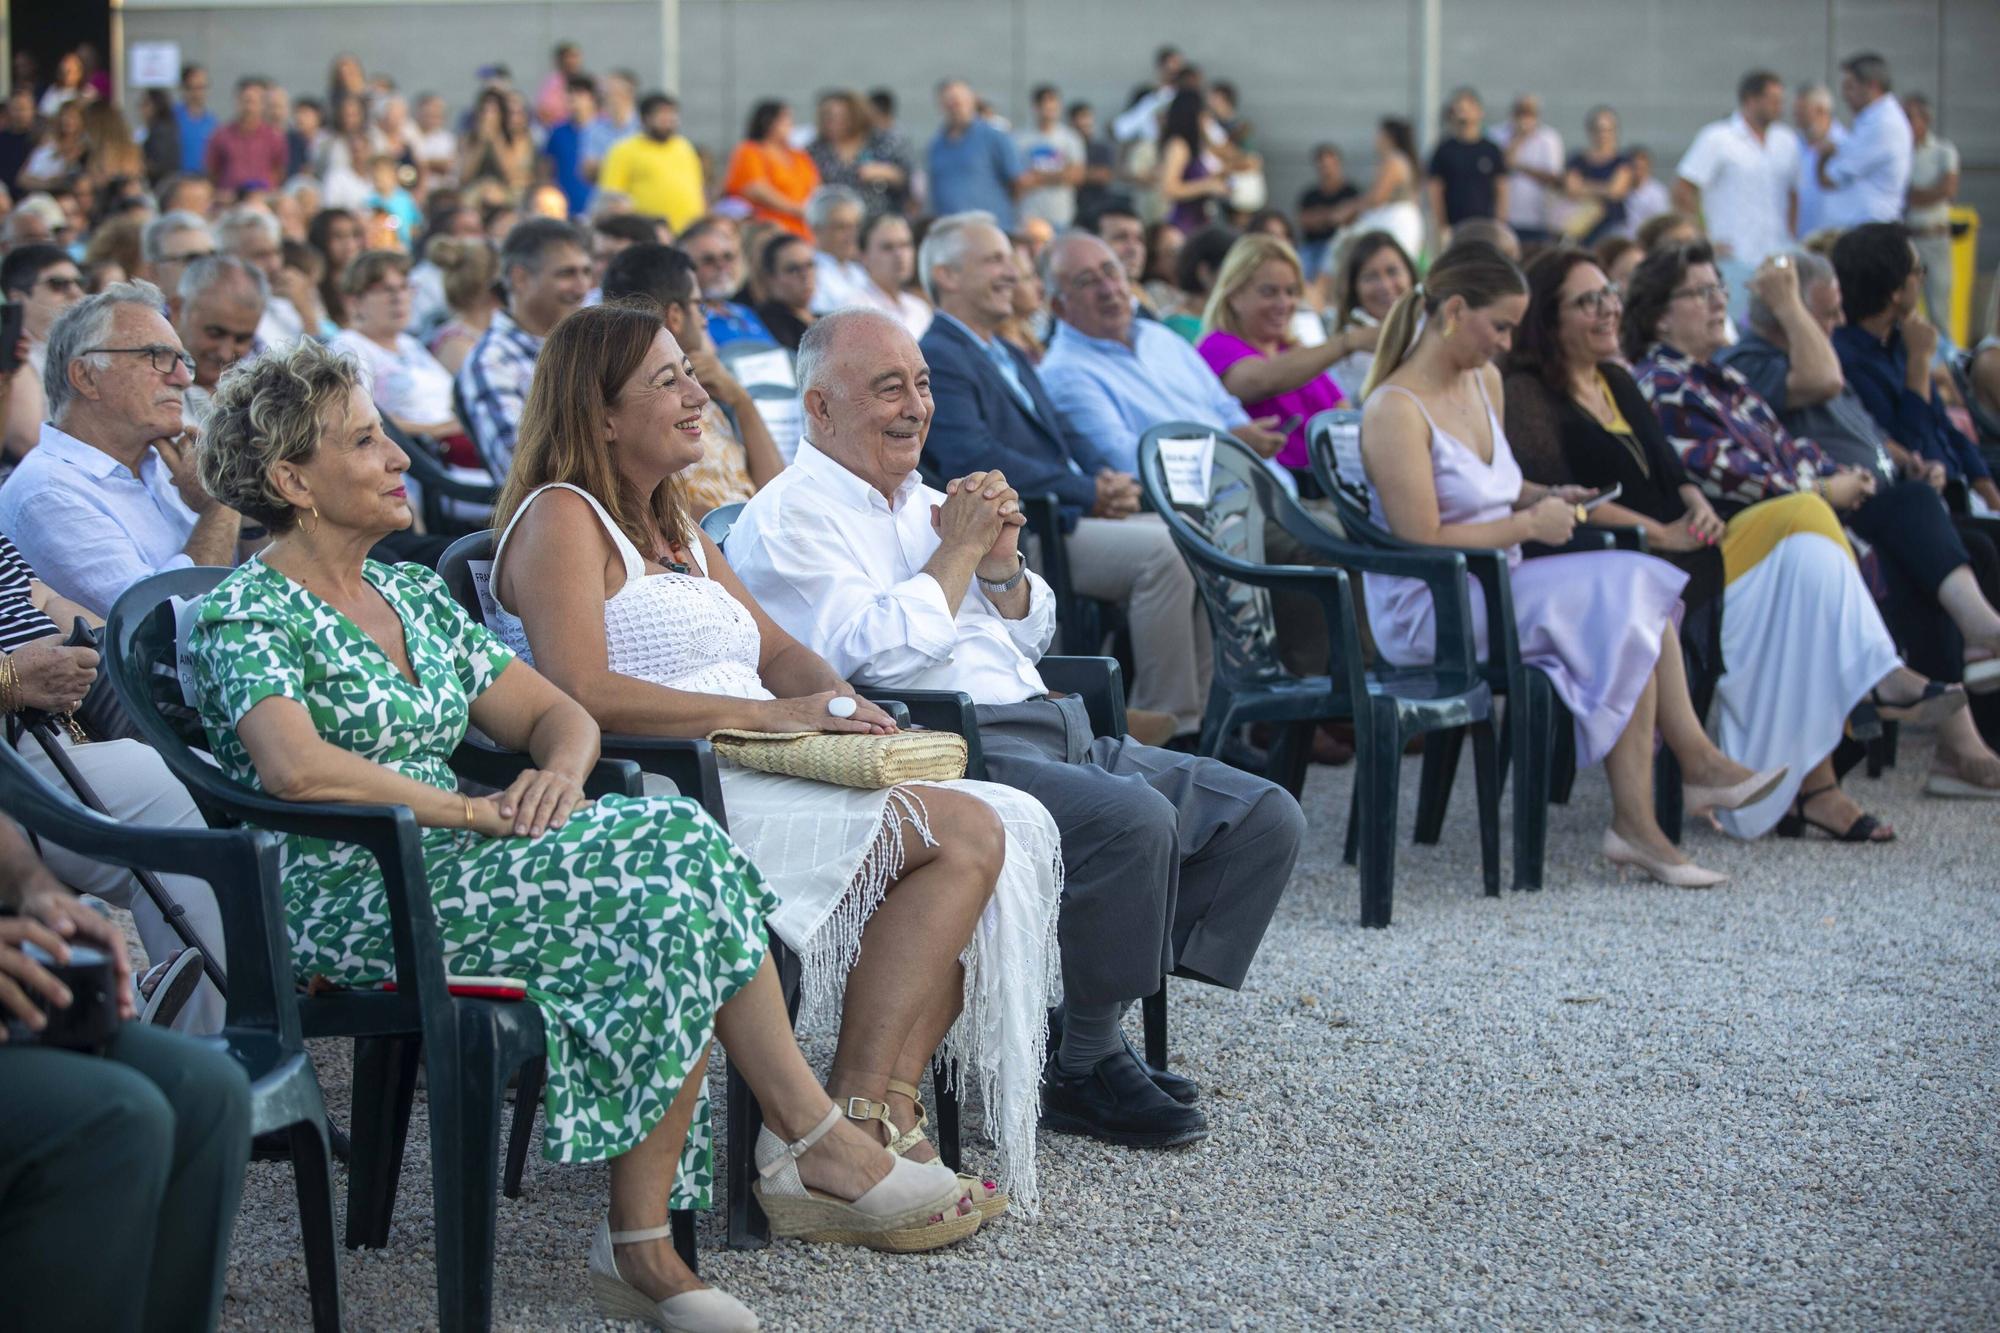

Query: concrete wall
left=120, top=0, right=2000, bottom=278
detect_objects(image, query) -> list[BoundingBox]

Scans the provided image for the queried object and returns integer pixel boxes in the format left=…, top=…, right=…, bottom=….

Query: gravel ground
left=212, top=732, right=1999, bottom=1331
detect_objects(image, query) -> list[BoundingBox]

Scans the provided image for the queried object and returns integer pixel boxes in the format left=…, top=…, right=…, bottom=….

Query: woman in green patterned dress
left=189, top=340, right=974, bottom=1333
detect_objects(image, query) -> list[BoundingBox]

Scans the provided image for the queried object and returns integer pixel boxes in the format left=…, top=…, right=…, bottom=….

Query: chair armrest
left=1170, top=535, right=1374, bottom=702
left=1038, top=655, right=1128, bottom=740
left=861, top=687, right=986, bottom=780
left=1601, top=524, right=1649, bottom=553
left=449, top=735, right=642, bottom=798
left=0, top=744, right=302, bottom=1041
left=1523, top=528, right=1616, bottom=559
left=596, top=735, right=729, bottom=828
left=1270, top=516, right=1480, bottom=685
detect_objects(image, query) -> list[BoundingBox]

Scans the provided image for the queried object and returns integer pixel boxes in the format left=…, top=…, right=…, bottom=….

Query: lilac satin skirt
left=1365, top=550, right=1687, bottom=767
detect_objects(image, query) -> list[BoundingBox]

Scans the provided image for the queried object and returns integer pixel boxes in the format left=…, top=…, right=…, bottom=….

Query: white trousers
left=18, top=735, right=226, bottom=1034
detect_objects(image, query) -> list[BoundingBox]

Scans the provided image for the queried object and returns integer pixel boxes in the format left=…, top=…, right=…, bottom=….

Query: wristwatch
left=976, top=553, right=1028, bottom=593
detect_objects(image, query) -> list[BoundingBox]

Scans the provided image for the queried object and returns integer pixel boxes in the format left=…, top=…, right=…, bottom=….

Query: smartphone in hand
left=0, top=302, right=23, bottom=375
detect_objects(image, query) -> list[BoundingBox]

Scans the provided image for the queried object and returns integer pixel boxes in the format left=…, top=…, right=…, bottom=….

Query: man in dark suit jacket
left=919, top=212, right=1209, bottom=739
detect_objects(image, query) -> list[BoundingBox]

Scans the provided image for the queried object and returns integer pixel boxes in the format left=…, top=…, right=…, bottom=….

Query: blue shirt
left=174, top=103, right=217, bottom=176
left=1793, top=122, right=1846, bottom=238
left=457, top=307, right=544, bottom=477
left=1037, top=317, right=1249, bottom=473
left=1821, top=95, right=1912, bottom=229
left=0, top=423, right=204, bottom=616
left=702, top=300, right=774, bottom=349
left=927, top=121, right=1023, bottom=230
left=1832, top=322, right=1989, bottom=482
left=545, top=121, right=593, bottom=217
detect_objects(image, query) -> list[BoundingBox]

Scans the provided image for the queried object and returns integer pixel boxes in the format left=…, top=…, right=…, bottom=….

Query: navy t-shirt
left=1427, top=137, right=1505, bottom=225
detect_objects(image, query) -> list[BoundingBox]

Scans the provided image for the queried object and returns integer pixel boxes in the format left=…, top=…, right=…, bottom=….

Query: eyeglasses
left=1670, top=281, right=1728, bottom=305
left=84, top=344, right=197, bottom=376
left=775, top=262, right=814, bottom=277
left=37, top=274, right=84, bottom=295
left=1064, top=261, right=1126, bottom=294
left=162, top=249, right=216, bottom=265
left=693, top=251, right=740, bottom=269
left=1568, top=284, right=1623, bottom=316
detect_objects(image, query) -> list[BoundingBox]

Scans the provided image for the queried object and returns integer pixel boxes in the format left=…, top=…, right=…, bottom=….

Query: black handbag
left=22, top=619, right=143, bottom=745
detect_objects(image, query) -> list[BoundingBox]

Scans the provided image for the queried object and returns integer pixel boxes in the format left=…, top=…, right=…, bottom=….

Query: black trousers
left=0, top=1023, right=251, bottom=1333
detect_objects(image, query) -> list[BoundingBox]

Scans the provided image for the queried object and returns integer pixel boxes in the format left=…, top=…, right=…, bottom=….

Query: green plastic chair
left=1137, top=425, right=1499, bottom=927
left=106, top=567, right=654, bottom=1330
left=0, top=736, right=342, bottom=1331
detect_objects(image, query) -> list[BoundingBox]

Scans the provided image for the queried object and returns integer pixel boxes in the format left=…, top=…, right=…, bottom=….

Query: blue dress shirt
left=1832, top=322, right=1989, bottom=482
left=1037, top=318, right=1250, bottom=473
left=927, top=121, right=1024, bottom=230
left=1821, top=95, right=1913, bottom=228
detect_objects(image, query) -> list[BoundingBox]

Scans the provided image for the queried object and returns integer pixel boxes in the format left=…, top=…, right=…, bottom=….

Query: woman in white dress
left=486, top=302, right=1062, bottom=1216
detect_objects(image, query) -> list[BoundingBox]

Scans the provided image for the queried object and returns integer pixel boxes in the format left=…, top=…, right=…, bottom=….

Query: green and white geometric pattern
left=189, top=559, right=774, bottom=1207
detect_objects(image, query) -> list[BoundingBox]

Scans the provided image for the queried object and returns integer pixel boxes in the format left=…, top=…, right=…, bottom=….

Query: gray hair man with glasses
left=0, top=281, right=243, bottom=615
left=138, top=210, right=219, bottom=316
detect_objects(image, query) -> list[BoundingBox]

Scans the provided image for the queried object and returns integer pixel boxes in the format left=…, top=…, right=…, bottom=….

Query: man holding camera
left=0, top=816, right=250, bottom=1332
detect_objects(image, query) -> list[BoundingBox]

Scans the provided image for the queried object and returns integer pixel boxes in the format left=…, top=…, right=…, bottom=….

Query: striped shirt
left=0, top=534, right=60, bottom=652
left=455, top=307, right=544, bottom=479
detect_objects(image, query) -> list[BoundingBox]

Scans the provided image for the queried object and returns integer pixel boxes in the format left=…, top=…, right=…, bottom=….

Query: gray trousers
left=973, top=695, right=1303, bottom=1007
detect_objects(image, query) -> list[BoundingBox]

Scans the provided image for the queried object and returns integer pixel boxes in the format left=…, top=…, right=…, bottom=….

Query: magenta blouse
left=1197, top=329, right=1346, bottom=470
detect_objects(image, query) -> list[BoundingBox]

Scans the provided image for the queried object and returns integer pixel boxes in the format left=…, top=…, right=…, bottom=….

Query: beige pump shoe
left=752, top=1101, right=977, bottom=1251
left=588, top=1220, right=758, bottom=1332
left=1602, top=828, right=1728, bottom=889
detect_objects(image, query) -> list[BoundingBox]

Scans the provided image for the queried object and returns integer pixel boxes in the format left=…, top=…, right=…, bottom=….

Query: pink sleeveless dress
left=1364, top=379, right=1688, bottom=767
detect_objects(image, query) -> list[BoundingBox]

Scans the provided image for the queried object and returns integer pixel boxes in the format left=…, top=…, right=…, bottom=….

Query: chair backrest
left=105, top=567, right=234, bottom=784
left=1134, top=421, right=1291, bottom=685
left=717, top=338, right=796, bottom=390
left=700, top=502, right=746, bottom=546
left=1305, top=406, right=1375, bottom=526
left=439, top=529, right=500, bottom=624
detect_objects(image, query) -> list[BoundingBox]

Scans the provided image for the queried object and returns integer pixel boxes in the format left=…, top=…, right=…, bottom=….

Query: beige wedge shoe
left=751, top=1101, right=978, bottom=1251
left=588, top=1220, right=758, bottom=1332
left=883, top=1077, right=1009, bottom=1221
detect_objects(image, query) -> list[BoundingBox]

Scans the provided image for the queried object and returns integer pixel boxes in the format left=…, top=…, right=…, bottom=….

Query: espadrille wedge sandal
left=588, top=1219, right=758, bottom=1332
left=751, top=1101, right=977, bottom=1251
left=883, top=1078, right=1009, bottom=1220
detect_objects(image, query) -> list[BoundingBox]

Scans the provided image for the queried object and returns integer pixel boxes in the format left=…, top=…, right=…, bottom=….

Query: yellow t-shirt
left=597, top=133, right=706, bottom=231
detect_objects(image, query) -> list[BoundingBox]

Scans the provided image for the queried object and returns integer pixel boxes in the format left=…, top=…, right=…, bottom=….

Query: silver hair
left=795, top=307, right=914, bottom=438
left=916, top=210, right=1001, bottom=304
left=178, top=254, right=269, bottom=308
left=215, top=206, right=281, bottom=254
left=804, top=184, right=866, bottom=233
left=1794, top=82, right=1834, bottom=112
left=142, top=210, right=215, bottom=263
left=44, top=280, right=169, bottom=423
left=1038, top=228, right=1106, bottom=300
left=1745, top=250, right=1834, bottom=337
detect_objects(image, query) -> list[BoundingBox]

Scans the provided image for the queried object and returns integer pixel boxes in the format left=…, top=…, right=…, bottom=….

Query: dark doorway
left=9, top=0, right=113, bottom=102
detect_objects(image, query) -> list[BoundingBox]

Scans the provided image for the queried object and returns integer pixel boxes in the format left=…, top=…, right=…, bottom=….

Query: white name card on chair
left=758, top=397, right=807, bottom=464
left=731, top=348, right=797, bottom=390
left=1159, top=434, right=1216, bottom=506
left=466, top=560, right=501, bottom=623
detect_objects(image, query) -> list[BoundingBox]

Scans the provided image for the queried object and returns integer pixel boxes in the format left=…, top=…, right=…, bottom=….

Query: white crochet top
left=486, top=483, right=773, bottom=704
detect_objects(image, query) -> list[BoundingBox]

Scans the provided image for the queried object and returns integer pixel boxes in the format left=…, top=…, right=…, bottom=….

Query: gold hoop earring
left=301, top=505, right=320, bottom=535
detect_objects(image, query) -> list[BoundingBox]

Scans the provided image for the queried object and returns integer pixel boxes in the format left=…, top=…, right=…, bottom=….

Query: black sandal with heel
left=1774, top=782, right=1895, bottom=843
left=1868, top=680, right=1967, bottom=727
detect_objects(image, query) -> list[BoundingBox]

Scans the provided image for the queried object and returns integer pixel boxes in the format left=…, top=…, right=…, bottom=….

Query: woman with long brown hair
left=1359, top=241, right=1785, bottom=886
left=488, top=300, right=1063, bottom=1222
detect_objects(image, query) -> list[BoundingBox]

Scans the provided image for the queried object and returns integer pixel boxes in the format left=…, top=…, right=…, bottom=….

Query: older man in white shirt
left=1816, top=53, right=1912, bottom=230
left=0, top=282, right=243, bottom=617
left=727, top=308, right=1303, bottom=1150
left=1675, top=70, right=1800, bottom=319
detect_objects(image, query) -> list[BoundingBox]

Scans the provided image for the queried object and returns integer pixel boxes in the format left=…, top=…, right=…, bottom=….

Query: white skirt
left=1712, top=530, right=1900, bottom=837
left=649, top=764, right=1064, bottom=1214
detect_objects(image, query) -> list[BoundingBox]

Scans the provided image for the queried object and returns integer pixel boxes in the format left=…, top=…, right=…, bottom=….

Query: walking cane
left=17, top=716, right=230, bottom=994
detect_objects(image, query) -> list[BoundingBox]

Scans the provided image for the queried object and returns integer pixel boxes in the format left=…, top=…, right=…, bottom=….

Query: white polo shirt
left=1675, top=111, right=1800, bottom=265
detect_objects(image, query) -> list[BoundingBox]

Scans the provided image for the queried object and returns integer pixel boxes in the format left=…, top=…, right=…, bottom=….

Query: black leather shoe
left=1041, top=1048, right=1209, bottom=1147
left=1123, top=1034, right=1199, bottom=1106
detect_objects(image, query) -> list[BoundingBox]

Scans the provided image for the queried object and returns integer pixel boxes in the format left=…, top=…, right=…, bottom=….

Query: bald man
left=727, top=307, right=1303, bottom=1149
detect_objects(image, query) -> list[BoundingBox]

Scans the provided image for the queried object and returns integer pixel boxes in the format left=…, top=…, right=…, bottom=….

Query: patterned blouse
left=1629, top=341, right=1832, bottom=517
left=677, top=400, right=757, bottom=518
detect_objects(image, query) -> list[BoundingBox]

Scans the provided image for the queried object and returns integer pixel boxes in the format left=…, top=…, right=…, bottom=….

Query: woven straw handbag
left=706, top=728, right=968, bottom=789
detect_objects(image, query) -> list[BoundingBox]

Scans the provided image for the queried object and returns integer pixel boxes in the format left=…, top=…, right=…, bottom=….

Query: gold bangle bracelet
left=461, top=793, right=476, bottom=828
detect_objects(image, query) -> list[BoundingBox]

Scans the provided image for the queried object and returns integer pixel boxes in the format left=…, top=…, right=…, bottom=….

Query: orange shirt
left=722, top=140, right=820, bottom=238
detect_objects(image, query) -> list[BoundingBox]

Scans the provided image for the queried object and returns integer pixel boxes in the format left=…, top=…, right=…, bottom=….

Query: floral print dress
left=187, top=558, right=775, bottom=1208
